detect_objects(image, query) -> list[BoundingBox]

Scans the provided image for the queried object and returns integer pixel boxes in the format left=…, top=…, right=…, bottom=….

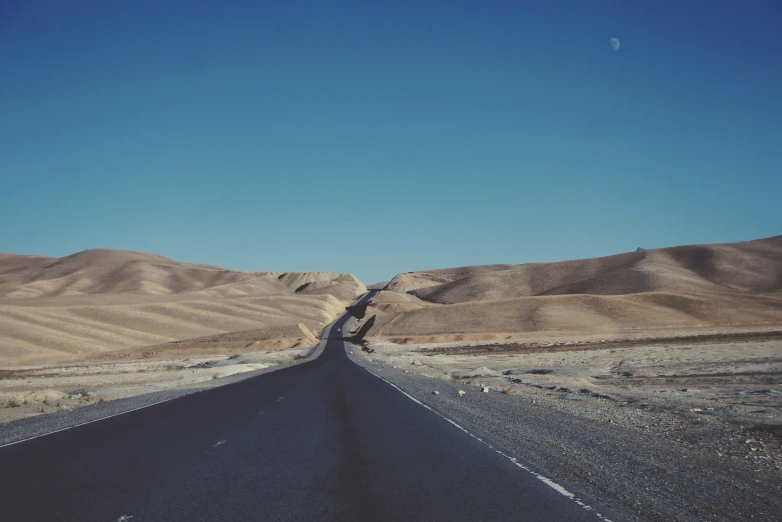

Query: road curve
left=0, top=292, right=614, bottom=521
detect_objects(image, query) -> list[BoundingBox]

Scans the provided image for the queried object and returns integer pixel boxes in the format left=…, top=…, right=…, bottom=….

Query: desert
left=2, top=237, right=781, bottom=520
left=349, top=236, right=782, bottom=467
left=0, top=248, right=365, bottom=422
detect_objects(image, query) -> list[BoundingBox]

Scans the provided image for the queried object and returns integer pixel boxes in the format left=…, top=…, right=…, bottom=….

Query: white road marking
left=354, top=357, right=613, bottom=521
left=214, top=440, right=226, bottom=447
left=277, top=397, right=284, bottom=402
left=0, top=394, right=188, bottom=449
left=117, top=516, right=133, bottom=521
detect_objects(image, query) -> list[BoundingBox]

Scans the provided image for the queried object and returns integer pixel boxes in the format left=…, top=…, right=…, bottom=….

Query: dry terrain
left=351, top=331, right=782, bottom=521
left=358, top=330, right=782, bottom=466
left=0, top=348, right=312, bottom=423
left=360, top=235, right=782, bottom=343
left=3, top=238, right=780, bottom=519
left=4, top=236, right=782, bottom=435
left=349, top=235, right=782, bottom=484
left=0, top=248, right=365, bottom=421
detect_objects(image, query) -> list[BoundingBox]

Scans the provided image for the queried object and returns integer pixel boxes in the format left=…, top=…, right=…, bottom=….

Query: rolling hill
left=364, top=235, right=782, bottom=341
left=0, top=249, right=366, bottom=364
left=391, top=236, right=782, bottom=303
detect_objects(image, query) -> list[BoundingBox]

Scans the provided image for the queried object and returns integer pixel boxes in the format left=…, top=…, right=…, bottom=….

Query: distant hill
left=0, top=249, right=365, bottom=300
left=365, top=235, right=782, bottom=342
left=386, top=236, right=782, bottom=304
left=0, top=249, right=366, bottom=364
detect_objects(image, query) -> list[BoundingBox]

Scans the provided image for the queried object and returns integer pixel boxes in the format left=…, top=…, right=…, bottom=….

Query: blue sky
left=1, top=0, right=780, bottom=284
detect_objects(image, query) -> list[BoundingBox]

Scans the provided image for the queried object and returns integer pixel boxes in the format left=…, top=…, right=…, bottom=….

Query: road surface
left=0, top=292, right=613, bottom=521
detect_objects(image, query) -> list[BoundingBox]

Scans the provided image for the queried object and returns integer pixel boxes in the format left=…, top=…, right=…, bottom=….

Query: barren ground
left=0, top=348, right=312, bottom=423
left=359, top=327, right=782, bottom=474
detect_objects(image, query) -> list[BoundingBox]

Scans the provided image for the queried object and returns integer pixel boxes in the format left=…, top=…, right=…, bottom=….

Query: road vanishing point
left=0, top=291, right=614, bottom=521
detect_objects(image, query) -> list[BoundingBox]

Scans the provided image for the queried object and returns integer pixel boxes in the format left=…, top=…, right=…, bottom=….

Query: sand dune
left=365, top=235, right=782, bottom=341
left=0, top=249, right=365, bottom=365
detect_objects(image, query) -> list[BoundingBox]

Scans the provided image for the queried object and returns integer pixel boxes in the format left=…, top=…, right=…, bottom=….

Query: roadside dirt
left=360, top=329, right=782, bottom=477
left=352, top=328, right=782, bottom=521
left=421, top=329, right=782, bottom=356
left=0, top=349, right=309, bottom=423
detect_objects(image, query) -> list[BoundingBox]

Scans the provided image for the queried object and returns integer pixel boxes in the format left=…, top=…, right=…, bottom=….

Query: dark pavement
left=0, top=292, right=607, bottom=521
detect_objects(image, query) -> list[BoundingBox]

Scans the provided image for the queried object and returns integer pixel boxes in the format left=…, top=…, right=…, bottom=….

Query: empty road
left=0, top=292, right=612, bottom=521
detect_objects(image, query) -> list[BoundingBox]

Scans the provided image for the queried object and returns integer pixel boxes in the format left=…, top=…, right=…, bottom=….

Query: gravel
left=349, top=352, right=782, bottom=522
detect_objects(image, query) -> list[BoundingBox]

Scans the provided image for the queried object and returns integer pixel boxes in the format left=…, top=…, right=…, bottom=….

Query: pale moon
left=609, top=38, right=620, bottom=51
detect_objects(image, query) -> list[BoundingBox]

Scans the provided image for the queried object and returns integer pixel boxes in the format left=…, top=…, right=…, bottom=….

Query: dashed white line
left=356, top=361, right=613, bottom=521
left=214, top=440, right=226, bottom=447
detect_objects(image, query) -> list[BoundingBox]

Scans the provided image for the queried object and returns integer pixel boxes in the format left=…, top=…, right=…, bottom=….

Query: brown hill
left=365, top=236, right=782, bottom=342
left=0, top=249, right=365, bottom=299
left=0, top=249, right=366, bottom=364
left=388, top=235, right=782, bottom=304
left=370, top=292, right=782, bottom=337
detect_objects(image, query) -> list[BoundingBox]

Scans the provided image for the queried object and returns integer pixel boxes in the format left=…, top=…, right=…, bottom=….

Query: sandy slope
left=0, top=249, right=365, bottom=365
left=393, top=235, right=782, bottom=303
left=0, top=249, right=365, bottom=299
left=365, top=235, right=782, bottom=341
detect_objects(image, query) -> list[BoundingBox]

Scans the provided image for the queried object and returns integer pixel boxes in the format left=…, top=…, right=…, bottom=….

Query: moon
left=609, top=37, right=620, bottom=51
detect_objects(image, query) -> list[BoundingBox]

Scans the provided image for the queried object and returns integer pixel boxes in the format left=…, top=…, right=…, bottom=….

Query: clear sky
left=1, top=0, right=780, bottom=284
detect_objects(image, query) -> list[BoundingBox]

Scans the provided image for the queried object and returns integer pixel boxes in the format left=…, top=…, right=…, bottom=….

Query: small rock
left=432, top=391, right=440, bottom=395
left=457, top=390, right=466, bottom=397
left=192, top=360, right=219, bottom=369
left=482, top=387, right=490, bottom=393
left=403, top=370, right=408, bottom=373
left=531, top=400, right=537, bottom=404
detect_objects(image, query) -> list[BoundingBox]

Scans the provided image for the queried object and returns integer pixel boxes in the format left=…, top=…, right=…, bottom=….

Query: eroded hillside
left=0, top=249, right=366, bottom=364
left=362, top=235, right=782, bottom=342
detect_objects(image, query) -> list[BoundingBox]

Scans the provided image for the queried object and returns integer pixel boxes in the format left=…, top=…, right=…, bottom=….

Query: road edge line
left=0, top=291, right=378, bottom=449
left=354, top=361, right=614, bottom=522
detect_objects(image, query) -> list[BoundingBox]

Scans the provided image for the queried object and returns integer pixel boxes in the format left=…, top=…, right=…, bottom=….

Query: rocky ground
left=0, top=348, right=309, bottom=423
left=349, top=330, right=782, bottom=521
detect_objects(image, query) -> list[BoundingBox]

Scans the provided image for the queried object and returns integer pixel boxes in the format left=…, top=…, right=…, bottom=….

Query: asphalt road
left=0, top=292, right=612, bottom=521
